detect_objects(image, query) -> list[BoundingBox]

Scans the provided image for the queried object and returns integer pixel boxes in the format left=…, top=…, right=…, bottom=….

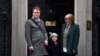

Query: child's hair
left=49, top=32, right=58, bottom=39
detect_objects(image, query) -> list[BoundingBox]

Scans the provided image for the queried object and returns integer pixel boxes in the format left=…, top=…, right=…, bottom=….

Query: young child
left=48, top=32, right=61, bottom=56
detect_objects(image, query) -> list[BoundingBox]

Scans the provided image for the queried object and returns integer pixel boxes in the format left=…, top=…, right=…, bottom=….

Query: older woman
left=61, top=14, right=80, bottom=56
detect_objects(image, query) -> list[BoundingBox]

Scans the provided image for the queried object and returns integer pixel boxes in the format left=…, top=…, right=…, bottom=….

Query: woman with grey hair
left=61, top=14, right=80, bottom=56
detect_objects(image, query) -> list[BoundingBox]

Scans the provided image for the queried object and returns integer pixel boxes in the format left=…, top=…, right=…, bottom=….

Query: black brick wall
left=92, top=0, right=100, bottom=56
left=0, top=0, right=11, bottom=56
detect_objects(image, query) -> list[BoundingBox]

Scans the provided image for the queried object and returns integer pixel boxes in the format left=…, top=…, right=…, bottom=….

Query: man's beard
left=34, top=16, right=39, bottom=19
left=32, top=16, right=40, bottom=22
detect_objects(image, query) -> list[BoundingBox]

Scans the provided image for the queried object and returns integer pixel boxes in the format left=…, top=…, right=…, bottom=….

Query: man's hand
left=29, top=46, right=34, bottom=51
left=44, top=40, right=48, bottom=46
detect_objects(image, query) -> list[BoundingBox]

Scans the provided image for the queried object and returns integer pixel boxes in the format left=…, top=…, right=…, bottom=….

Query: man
left=61, top=14, right=80, bottom=56
left=25, top=6, right=48, bottom=56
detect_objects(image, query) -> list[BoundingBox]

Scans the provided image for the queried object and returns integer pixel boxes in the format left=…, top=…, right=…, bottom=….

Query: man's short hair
left=32, top=6, right=41, bottom=11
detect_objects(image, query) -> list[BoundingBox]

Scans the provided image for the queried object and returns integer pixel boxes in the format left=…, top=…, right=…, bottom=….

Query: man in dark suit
left=61, top=14, right=80, bottom=56
left=25, top=6, right=48, bottom=56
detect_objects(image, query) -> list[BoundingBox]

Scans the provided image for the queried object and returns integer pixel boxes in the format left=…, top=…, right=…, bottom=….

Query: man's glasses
left=33, top=12, right=40, bottom=14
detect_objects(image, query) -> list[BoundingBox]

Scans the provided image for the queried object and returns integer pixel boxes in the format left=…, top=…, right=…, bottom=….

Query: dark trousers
left=63, top=53, right=76, bottom=56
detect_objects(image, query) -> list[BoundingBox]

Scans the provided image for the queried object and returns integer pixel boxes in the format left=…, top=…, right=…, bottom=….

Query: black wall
left=0, top=0, right=12, bottom=56
left=92, top=0, right=100, bottom=56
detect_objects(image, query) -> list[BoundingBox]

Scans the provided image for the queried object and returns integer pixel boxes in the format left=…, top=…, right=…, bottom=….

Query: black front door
left=0, top=0, right=12, bottom=56
left=28, top=0, right=74, bottom=36
left=46, top=0, right=74, bottom=38
left=28, top=0, right=74, bottom=56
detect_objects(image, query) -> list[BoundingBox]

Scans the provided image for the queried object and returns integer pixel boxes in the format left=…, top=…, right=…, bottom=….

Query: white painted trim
left=75, top=0, right=92, bottom=56
left=11, top=0, right=27, bottom=56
